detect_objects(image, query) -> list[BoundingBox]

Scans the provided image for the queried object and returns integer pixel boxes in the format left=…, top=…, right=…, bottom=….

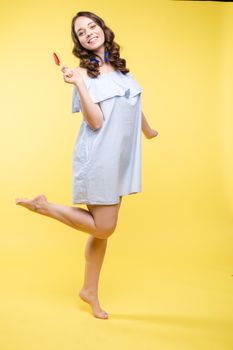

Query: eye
left=77, top=24, right=96, bottom=36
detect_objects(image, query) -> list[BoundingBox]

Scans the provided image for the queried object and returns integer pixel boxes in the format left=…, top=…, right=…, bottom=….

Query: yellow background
left=1, top=0, right=233, bottom=349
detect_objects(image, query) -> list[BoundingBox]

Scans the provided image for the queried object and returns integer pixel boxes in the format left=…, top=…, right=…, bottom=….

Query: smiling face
left=74, top=16, right=105, bottom=51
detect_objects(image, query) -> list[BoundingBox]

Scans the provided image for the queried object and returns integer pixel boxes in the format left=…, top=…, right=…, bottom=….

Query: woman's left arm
left=141, top=111, right=158, bottom=139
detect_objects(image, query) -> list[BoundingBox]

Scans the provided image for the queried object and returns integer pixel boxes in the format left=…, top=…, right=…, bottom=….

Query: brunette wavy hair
left=71, top=11, right=130, bottom=78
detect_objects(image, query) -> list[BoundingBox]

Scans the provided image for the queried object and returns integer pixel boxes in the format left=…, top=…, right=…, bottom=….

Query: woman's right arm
left=62, top=66, right=103, bottom=131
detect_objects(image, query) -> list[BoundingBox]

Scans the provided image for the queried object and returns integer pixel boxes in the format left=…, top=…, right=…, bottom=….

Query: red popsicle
left=53, top=52, right=60, bottom=66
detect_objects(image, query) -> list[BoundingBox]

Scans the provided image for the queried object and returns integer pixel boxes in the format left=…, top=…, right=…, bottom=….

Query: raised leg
left=15, top=194, right=120, bottom=239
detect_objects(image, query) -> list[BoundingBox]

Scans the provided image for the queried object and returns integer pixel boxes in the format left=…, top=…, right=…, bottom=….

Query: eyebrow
left=76, top=21, right=95, bottom=34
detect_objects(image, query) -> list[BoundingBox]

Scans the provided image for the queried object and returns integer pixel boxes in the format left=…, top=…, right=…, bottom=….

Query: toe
left=15, top=199, right=23, bottom=204
left=94, top=311, right=109, bottom=319
left=16, top=199, right=27, bottom=205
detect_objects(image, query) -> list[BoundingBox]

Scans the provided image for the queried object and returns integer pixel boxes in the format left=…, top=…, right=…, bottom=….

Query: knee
left=95, top=224, right=117, bottom=239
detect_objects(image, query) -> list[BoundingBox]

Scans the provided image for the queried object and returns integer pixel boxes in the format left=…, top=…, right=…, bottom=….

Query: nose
left=86, top=29, right=93, bottom=39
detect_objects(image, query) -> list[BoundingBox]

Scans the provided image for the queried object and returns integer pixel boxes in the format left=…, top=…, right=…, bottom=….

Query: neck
left=92, top=46, right=107, bottom=66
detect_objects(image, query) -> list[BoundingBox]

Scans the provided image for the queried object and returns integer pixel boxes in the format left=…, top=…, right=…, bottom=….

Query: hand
left=145, top=129, right=158, bottom=139
left=61, top=66, right=84, bottom=86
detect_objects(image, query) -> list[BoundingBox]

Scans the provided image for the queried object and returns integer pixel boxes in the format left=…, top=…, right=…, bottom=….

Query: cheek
left=79, top=37, right=86, bottom=45
left=98, top=30, right=105, bottom=40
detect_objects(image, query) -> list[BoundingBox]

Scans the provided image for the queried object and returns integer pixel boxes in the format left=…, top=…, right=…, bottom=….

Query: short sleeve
left=71, top=71, right=143, bottom=113
left=84, top=73, right=142, bottom=104
left=72, top=86, right=80, bottom=113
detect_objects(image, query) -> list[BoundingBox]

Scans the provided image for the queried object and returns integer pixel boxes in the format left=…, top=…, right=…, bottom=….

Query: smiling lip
left=88, top=36, right=98, bottom=43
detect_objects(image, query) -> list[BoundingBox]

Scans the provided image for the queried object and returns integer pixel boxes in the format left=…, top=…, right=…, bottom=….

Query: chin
left=89, top=39, right=104, bottom=48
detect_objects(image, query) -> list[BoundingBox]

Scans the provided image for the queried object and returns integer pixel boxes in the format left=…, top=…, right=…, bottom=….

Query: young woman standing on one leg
left=16, top=11, right=158, bottom=320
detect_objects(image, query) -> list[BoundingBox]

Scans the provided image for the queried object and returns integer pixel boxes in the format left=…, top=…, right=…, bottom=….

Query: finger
left=61, top=66, right=68, bottom=73
left=64, top=76, right=72, bottom=81
left=65, top=72, right=73, bottom=78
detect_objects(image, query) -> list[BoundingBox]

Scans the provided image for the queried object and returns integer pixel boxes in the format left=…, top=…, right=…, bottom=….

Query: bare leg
left=15, top=194, right=115, bottom=238
left=16, top=194, right=122, bottom=319
left=79, top=236, right=108, bottom=319
left=79, top=197, right=122, bottom=319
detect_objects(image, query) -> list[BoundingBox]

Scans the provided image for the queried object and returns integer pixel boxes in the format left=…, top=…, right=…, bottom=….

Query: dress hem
left=72, top=191, right=141, bottom=205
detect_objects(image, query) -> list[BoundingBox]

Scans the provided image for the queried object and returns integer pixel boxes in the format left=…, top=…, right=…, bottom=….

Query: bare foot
left=79, top=289, right=109, bottom=319
left=15, top=194, right=49, bottom=215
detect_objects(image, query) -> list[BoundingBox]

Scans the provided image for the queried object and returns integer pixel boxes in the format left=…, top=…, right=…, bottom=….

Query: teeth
left=89, top=37, right=98, bottom=43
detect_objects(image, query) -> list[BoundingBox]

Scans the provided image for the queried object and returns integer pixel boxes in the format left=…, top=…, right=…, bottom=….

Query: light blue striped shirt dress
left=71, top=70, right=143, bottom=205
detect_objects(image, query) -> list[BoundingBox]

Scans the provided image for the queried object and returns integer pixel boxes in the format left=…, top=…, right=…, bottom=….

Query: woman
left=15, top=11, right=158, bottom=319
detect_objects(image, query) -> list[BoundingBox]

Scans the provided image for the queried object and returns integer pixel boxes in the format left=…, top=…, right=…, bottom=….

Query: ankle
left=80, top=287, right=98, bottom=297
left=36, top=201, right=49, bottom=215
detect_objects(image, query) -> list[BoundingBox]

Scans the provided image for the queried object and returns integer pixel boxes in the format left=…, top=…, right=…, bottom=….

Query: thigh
left=86, top=196, right=123, bottom=232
